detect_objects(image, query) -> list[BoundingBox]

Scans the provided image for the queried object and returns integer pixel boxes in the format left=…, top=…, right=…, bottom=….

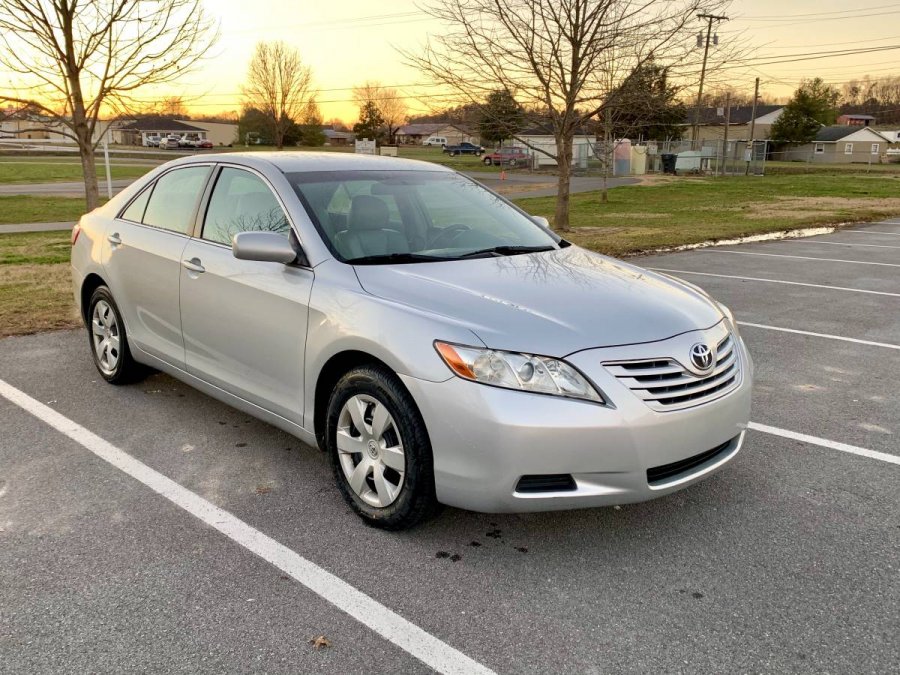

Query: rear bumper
left=400, top=333, right=752, bottom=513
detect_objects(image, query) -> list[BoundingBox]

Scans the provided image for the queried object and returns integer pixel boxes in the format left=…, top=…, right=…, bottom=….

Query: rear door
left=179, top=166, right=313, bottom=425
left=103, top=165, right=211, bottom=367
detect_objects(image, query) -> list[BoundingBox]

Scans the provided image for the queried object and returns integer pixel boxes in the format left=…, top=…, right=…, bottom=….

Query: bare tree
left=0, top=0, right=216, bottom=210
left=353, top=80, right=408, bottom=144
left=243, top=41, right=314, bottom=150
left=405, top=0, right=732, bottom=231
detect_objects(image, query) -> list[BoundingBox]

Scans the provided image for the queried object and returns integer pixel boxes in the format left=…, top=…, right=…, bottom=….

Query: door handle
left=107, top=232, right=121, bottom=246
left=182, top=257, right=205, bottom=274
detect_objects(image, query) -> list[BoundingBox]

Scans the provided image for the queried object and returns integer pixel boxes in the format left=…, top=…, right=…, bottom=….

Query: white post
left=103, top=136, right=113, bottom=199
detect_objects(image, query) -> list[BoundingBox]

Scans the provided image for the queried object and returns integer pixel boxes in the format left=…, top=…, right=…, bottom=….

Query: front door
left=179, top=166, right=312, bottom=425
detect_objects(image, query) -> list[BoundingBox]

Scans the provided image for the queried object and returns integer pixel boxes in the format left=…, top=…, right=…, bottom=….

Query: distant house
left=118, top=116, right=209, bottom=145
left=782, top=126, right=893, bottom=163
left=837, top=113, right=875, bottom=127
left=179, top=120, right=237, bottom=146
left=395, top=123, right=477, bottom=145
left=693, top=104, right=784, bottom=141
left=323, top=127, right=355, bottom=146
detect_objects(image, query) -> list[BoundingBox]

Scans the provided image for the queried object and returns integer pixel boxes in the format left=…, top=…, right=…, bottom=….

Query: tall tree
left=353, top=81, right=407, bottom=144
left=352, top=101, right=385, bottom=142
left=0, top=0, right=216, bottom=210
left=405, top=0, right=731, bottom=231
left=242, top=41, right=314, bottom=150
left=298, top=99, right=326, bottom=147
left=605, top=61, right=686, bottom=141
left=478, top=90, right=525, bottom=146
left=771, top=77, right=840, bottom=144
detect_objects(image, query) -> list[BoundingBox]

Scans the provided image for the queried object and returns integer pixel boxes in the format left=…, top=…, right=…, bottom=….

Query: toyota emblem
left=689, top=343, right=714, bottom=371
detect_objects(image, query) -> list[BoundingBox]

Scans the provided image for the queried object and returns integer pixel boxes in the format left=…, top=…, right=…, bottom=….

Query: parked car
left=179, top=135, right=200, bottom=148
left=443, top=141, right=484, bottom=157
left=71, top=153, right=752, bottom=530
left=484, top=147, right=530, bottom=166
left=197, top=139, right=214, bottom=149
left=162, top=135, right=180, bottom=149
left=422, top=135, right=447, bottom=147
left=144, top=135, right=161, bottom=148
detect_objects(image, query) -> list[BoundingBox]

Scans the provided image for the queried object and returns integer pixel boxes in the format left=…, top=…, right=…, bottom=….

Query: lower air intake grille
left=516, top=474, right=577, bottom=493
left=646, top=438, right=734, bottom=485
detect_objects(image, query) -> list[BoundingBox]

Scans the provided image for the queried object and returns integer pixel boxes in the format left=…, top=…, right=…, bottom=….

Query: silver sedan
left=71, top=152, right=752, bottom=529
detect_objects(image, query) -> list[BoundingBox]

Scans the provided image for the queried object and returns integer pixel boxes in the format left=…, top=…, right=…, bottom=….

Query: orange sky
left=4, top=1, right=898, bottom=122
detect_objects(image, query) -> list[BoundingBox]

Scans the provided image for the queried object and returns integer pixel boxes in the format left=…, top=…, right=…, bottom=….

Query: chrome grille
left=604, top=334, right=740, bottom=412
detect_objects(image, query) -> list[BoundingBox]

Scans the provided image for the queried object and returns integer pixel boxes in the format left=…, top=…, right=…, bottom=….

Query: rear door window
left=142, top=166, right=211, bottom=234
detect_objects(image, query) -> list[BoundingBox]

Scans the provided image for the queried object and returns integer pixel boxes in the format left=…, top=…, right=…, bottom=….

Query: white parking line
left=0, top=378, right=495, bottom=675
left=700, top=250, right=900, bottom=268
left=783, top=240, right=900, bottom=250
left=649, top=268, right=900, bottom=297
left=736, top=322, right=900, bottom=351
left=749, top=422, right=900, bottom=466
left=844, top=230, right=900, bottom=236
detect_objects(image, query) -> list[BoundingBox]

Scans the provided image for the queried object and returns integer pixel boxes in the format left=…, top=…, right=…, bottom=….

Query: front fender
left=302, top=259, right=485, bottom=428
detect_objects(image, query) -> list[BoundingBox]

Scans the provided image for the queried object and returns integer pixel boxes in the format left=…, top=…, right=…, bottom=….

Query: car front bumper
left=400, top=329, right=753, bottom=513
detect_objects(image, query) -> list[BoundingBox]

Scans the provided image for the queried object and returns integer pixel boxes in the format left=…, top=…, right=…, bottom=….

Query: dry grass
left=0, top=263, right=79, bottom=336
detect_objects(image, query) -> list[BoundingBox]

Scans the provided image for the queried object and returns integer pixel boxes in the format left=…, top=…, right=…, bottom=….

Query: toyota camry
left=71, top=152, right=752, bottom=529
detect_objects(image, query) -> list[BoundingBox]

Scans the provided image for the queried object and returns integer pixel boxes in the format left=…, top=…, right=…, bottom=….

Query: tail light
left=71, top=222, right=81, bottom=246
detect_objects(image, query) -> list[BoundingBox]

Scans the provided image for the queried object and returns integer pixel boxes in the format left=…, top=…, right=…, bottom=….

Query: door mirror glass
left=232, top=231, right=298, bottom=264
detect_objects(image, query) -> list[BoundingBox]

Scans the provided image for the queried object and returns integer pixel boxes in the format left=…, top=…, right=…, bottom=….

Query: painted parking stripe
left=700, top=250, right=900, bottom=268
left=749, top=422, right=899, bottom=466
left=783, top=240, right=900, bottom=250
left=736, top=321, right=900, bottom=351
left=844, top=230, right=900, bottom=236
left=0, top=378, right=495, bottom=675
left=650, top=268, right=900, bottom=298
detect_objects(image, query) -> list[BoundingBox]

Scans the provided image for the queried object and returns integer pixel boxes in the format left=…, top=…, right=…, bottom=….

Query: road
left=1, top=220, right=898, bottom=673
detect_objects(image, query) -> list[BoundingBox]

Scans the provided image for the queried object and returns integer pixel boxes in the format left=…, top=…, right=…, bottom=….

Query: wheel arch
left=313, top=350, right=397, bottom=450
left=80, top=272, right=108, bottom=325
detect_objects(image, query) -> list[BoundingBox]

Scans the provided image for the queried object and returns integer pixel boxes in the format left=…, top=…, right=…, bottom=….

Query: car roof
left=170, top=151, right=455, bottom=174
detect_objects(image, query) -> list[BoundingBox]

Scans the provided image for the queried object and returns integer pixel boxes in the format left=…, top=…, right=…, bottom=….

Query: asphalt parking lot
left=1, top=220, right=898, bottom=674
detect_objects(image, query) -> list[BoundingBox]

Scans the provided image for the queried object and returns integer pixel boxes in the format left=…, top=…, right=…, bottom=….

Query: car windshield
left=289, top=170, right=559, bottom=263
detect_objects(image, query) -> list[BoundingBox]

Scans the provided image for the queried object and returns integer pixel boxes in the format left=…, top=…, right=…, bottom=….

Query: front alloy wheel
left=336, top=394, right=406, bottom=508
left=326, top=365, right=439, bottom=529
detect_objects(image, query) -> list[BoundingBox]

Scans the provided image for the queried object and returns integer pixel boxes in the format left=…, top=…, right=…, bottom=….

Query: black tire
left=87, top=286, right=147, bottom=385
left=326, top=365, right=440, bottom=530
left=483, top=156, right=492, bottom=165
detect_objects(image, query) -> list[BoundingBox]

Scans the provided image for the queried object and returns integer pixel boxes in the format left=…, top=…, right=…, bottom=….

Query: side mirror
left=531, top=215, right=551, bottom=229
left=232, top=231, right=298, bottom=264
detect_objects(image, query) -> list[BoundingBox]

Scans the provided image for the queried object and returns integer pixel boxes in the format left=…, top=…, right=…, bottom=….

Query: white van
left=423, top=136, right=447, bottom=147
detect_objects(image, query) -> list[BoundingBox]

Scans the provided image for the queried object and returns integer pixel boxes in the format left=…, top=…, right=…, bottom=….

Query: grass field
left=0, top=195, right=101, bottom=225
left=4, top=173, right=900, bottom=336
left=0, top=160, right=151, bottom=184
left=518, top=174, right=900, bottom=256
left=0, top=231, right=77, bottom=336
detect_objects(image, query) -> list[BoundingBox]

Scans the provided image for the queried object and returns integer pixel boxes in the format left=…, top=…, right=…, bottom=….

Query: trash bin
left=661, top=153, right=677, bottom=174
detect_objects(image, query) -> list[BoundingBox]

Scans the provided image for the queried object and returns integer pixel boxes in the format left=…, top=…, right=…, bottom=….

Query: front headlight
left=434, top=341, right=605, bottom=403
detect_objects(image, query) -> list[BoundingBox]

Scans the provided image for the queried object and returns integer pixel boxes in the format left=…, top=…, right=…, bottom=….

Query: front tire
left=87, top=286, right=146, bottom=384
left=326, top=365, right=439, bottom=530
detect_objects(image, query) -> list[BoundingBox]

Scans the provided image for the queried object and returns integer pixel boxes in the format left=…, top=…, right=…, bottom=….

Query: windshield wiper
left=345, top=252, right=449, bottom=265
left=457, top=245, right=556, bottom=259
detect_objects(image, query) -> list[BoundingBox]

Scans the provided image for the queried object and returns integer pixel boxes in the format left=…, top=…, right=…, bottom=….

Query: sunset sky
left=5, top=0, right=898, bottom=122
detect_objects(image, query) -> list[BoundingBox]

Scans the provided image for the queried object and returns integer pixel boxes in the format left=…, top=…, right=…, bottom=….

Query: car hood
left=353, top=246, right=724, bottom=357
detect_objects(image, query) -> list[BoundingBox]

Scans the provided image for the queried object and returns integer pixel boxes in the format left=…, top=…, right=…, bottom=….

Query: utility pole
left=692, top=13, right=728, bottom=146
left=721, top=91, right=730, bottom=177
left=745, top=76, right=760, bottom=176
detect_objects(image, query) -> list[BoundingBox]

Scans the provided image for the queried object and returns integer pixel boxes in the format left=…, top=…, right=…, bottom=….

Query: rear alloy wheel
left=87, top=286, right=146, bottom=384
left=326, top=365, right=439, bottom=529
